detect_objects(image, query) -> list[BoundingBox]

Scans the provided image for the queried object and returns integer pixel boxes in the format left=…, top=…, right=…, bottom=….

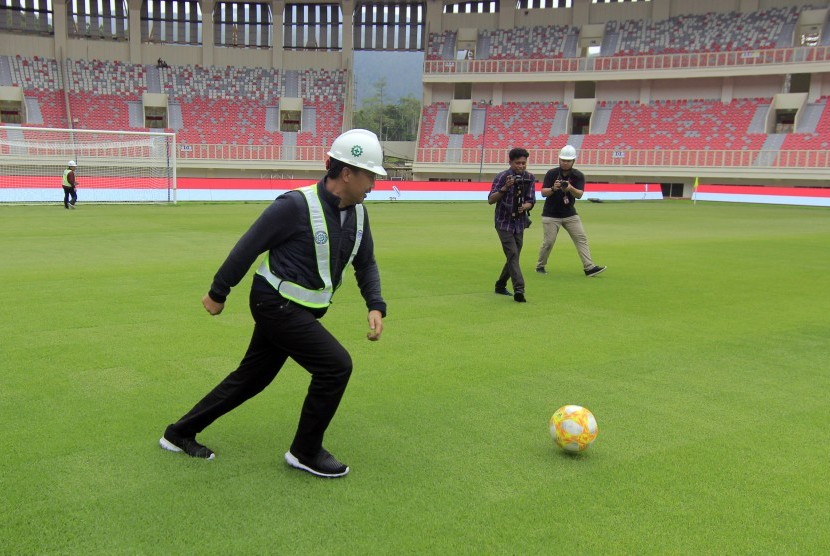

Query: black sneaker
left=495, top=286, right=512, bottom=296
left=514, top=292, right=526, bottom=303
left=285, top=448, right=349, bottom=478
left=585, top=266, right=607, bottom=277
left=159, top=425, right=215, bottom=460
left=535, top=267, right=547, bottom=274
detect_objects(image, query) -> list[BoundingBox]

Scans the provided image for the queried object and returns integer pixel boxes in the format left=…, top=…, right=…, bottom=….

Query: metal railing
left=166, top=144, right=830, bottom=171
left=423, top=45, right=830, bottom=75
left=176, top=143, right=327, bottom=162
left=415, top=147, right=830, bottom=169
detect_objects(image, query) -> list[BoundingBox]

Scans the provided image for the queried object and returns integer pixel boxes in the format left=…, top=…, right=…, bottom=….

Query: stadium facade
left=2, top=0, right=830, bottom=198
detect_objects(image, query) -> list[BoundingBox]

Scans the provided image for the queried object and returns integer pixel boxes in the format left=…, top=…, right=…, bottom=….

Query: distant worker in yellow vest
left=62, top=160, right=78, bottom=209
left=160, top=129, right=387, bottom=478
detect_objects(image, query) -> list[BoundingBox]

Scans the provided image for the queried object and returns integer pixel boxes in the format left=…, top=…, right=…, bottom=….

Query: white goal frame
left=0, top=126, right=177, bottom=204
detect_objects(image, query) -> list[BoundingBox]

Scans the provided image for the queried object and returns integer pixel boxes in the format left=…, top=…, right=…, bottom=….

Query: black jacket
left=208, top=179, right=386, bottom=318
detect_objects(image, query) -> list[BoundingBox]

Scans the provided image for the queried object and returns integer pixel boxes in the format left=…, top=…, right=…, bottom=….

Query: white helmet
left=559, top=145, right=577, bottom=160
left=68, top=160, right=77, bottom=167
left=327, top=129, right=387, bottom=177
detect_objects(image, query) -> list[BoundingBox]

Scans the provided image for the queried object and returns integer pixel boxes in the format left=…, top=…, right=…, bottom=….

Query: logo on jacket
left=315, top=231, right=328, bottom=244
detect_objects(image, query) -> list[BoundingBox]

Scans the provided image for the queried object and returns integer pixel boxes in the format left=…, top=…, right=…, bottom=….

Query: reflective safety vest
left=63, top=168, right=74, bottom=188
left=256, top=185, right=365, bottom=308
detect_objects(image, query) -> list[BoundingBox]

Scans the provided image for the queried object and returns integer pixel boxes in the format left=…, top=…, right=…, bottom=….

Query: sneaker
left=69, top=204, right=76, bottom=209
left=535, top=267, right=547, bottom=274
left=159, top=425, right=215, bottom=460
left=585, top=266, right=607, bottom=277
left=514, top=292, right=526, bottom=302
left=285, top=448, right=349, bottom=478
left=494, top=286, right=512, bottom=296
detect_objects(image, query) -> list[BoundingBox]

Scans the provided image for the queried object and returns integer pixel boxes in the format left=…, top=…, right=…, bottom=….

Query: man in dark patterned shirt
left=487, top=147, right=536, bottom=302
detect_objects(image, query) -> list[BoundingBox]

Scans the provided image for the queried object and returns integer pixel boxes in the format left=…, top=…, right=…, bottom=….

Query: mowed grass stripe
left=1, top=200, right=828, bottom=553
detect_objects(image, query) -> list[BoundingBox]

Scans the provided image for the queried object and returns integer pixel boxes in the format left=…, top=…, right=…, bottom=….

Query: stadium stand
left=426, top=31, right=457, bottom=60
left=777, top=96, right=830, bottom=166
left=159, top=64, right=279, bottom=148
left=292, top=100, right=342, bottom=160
left=474, top=102, right=568, bottom=151
left=8, top=55, right=60, bottom=92
left=603, top=7, right=804, bottom=57
left=580, top=99, right=770, bottom=152
left=5, top=56, right=67, bottom=127
left=69, top=93, right=134, bottom=131
left=416, top=103, right=450, bottom=162
left=477, top=25, right=579, bottom=59
left=415, top=95, right=829, bottom=171
left=65, top=59, right=146, bottom=96
left=22, top=90, right=66, bottom=128
left=297, top=69, right=346, bottom=101
left=63, top=59, right=147, bottom=131
left=422, top=7, right=812, bottom=63
left=4, top=1, right=830, bottom=186
left=160, top=64, right=276, bottom=101
left=3, top=55, right=346, bottom=155
left=419, top=101, right=574, bottom=164
left=419, top=99, right=777, bottom=155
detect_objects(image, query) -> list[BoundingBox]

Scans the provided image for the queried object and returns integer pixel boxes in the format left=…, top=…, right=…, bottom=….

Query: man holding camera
left=535, top=145, right=606, bottom=277
left=488, top=147, right=536, bottom=302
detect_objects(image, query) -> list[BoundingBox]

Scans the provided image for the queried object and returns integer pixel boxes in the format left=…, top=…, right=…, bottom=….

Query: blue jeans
left=63, top=186, right=77, bottom=208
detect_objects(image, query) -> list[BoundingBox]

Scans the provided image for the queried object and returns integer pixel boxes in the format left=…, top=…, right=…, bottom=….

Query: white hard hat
left=68, top=160, right=77, bottom=167
left=559, top=145, right=577, bottom=160
left=327, top=129, right=387, bottom=177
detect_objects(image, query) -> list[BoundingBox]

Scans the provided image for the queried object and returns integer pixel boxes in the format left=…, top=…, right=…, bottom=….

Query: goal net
left=0, top=126, right=176, bottom=203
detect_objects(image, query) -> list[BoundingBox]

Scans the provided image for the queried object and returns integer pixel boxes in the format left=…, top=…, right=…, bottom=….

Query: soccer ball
left=549, top=405, right=599, bottom=452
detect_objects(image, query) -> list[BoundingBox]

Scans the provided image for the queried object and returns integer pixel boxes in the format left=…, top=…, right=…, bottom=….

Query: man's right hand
left=202, top=294, right=224, bottom=316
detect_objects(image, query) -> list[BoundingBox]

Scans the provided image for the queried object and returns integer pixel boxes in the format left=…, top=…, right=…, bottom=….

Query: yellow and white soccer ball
left=549, top=405, right=599, bottom=452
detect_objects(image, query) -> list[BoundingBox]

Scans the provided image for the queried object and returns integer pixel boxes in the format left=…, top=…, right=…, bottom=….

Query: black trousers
left=170, top=287, right=353, bottom=457
left=63, top=186, right=77, bottom=208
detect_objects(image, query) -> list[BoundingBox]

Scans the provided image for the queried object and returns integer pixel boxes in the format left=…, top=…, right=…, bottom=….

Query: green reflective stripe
left=62, top=168, right=73, bottom=187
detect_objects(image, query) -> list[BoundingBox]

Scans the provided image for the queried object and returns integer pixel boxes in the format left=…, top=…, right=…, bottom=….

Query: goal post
left=0, top=126, right=177, bottom=203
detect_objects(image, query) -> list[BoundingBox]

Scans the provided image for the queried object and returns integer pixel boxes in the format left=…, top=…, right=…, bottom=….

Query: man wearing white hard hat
left=160, top=129, right=387, bottom=478
left=535, top=145, right=606, bottom=277
left=62, top=160, right=78, bottom=209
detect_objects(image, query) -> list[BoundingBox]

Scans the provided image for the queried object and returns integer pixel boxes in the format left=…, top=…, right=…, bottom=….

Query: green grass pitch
left=2, top=200, right=829, bottom=553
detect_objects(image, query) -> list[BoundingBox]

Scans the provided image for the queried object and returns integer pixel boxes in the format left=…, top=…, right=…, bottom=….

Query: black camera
left=511, top=174, right=531, bottom=220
